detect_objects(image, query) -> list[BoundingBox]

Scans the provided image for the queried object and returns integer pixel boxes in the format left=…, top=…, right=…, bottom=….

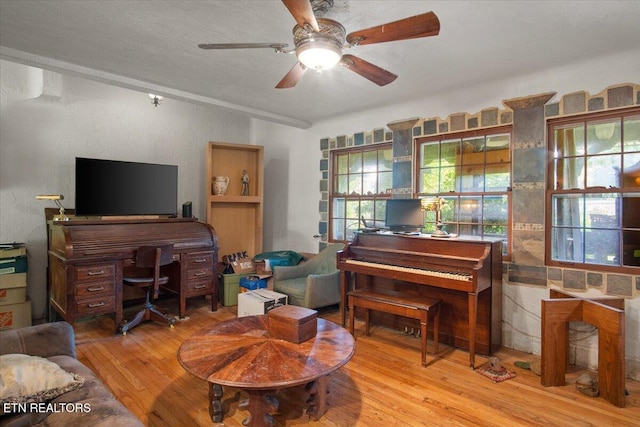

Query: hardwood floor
left=74, top=297, right=640, bottom=426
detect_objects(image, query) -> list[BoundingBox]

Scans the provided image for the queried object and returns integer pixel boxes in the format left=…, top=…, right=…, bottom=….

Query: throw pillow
left=0, top=354, right=84, bottom=406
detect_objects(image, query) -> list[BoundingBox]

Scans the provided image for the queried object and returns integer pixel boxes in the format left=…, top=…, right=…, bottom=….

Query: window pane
left=462, top=137, right=484, bottom=165
left=441, top=139, right=460, bottom=167
left=346, top=219, right=359, bottom=241
left=363, top=150, right=377, bottom=172
left=622, top=193, right=640, bottom=228
left=363, top=172, right=377, bottom=195
left=440, top=166, right=459, bottom=192
left=378, top=148, right=393, bottom=171
left=554, top=124, right=584, bottom=156
left=378, top=171, right=392, bottom=195
left=336, top=175, right=348, bottom=195
left=375, top=200, right=386, bottom=223
left=585, top=229, right=619, bottom=266
left=349, top=152, right=362, bottom=173
left=337, top=153, right=348, bottom=174
left=623, top=152, right=640, bottom=188
left=552, top=227, right=584, bottom=262
left=332, top=219, right=345, bottom=241
left=483, top=195, right=508, bottom=225
left=346, top=200, right=359, bottom=218
left=420, top=168, right=439, bottom=193
left=486, top=134, right=510, bottom=163
left=586, top=194, right=619, bottom=229
left=460, top=223, right=482, bottom=236
left=333, top=198, right=345, bottom=218
left=554, top=157, right=584, bottom=189
left=360, top=200, right=374, bottom=220
left=459, top=196, right=481, bottom=223
left=553, top=194, right=584, bottom=227
left=348, top=175, right=362, bottom=195
left=421, top=142, right=439, bottom=167
left=440, top=197, right=457, bottom=222
left=484, top=225, right=507, bottom=241
left=623, top=116, right=640, bottom=153
left=460, top=164, right=484, bottom=192
left=586, top=154, right=620, bottom=187
left=587, top=119, right=621, bottom=154
left=485, top=163, right=510, bottom=191
left=622, top=230, right=640, bottom=266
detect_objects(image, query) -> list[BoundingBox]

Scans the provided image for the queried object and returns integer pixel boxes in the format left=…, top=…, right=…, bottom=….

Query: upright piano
left=48, top=217, right=218, bottom=332
left=338, top=232, right=502, bottom=367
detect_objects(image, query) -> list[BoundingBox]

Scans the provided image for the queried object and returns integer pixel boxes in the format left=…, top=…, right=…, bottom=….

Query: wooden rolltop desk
left=48, top=217, right=218, bottom=332
left=338, top=232, right=502, bottom=367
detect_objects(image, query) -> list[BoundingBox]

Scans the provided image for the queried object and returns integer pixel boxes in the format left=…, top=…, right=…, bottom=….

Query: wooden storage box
left=268, top=305, right=317, bottom=344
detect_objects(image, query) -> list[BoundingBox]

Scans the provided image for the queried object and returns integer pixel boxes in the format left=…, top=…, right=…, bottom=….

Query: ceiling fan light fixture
left=296, top=39, right=342, bottom=71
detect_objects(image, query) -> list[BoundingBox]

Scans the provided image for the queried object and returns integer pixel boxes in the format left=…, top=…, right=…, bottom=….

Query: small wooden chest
left=268, top=305, right=318, bottom=344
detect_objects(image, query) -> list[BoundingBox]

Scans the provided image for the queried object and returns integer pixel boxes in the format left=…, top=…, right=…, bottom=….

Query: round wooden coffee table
left=178, top=315, right=355, bottom=426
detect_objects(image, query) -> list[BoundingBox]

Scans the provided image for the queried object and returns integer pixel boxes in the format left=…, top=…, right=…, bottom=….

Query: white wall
left=0, top=60, right=251, bottom=319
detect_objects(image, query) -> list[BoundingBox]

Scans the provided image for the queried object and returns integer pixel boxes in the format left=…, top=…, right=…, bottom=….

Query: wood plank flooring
left=74, top=297, right=640, bottom=426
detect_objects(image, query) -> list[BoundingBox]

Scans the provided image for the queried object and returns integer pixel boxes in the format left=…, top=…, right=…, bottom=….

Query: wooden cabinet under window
left=206, top=142, right=264, bottom=260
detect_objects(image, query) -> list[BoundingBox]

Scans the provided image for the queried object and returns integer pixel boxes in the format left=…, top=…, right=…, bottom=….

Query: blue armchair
left=272, top=243, right=345, bottom=309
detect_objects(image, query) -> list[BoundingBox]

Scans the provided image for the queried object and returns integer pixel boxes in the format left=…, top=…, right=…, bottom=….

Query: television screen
left=385, top=199, right=424, bottom=232
left=75, top=157, right=178, bottom=217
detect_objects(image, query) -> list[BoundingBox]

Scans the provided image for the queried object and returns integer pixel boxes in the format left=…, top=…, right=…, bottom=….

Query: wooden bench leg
left=365, top=308, right=371, bottom=336
left=348, top=297, right=355, bottom=335
left=433, top=304, right=440, bottom=354
left=420, top=316, right=427, bottom=367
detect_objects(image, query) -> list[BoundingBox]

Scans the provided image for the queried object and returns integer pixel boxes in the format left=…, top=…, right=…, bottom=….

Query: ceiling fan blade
left=340, top=54, right=397, bottom=86
left=198, top=43, right=288, bottom=50
left=276, top=62, right=307, bottom=89
left=281, top=0, right=320, bottom=32
left=346, top=11, right=440, bottom=46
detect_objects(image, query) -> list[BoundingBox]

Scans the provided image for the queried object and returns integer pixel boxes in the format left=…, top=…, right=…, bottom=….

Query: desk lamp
left=36, top=194, right=68, bottom=221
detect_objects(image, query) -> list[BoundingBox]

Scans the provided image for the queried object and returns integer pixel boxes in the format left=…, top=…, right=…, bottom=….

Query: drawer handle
left=194, top=284, right=207, bottom=289
left=87, top=286, right=105, bottom=292
left=87, top=270, right=105, bottom=276
left=88, top=302, right=105, bottom=308
left=194, top=271, right=207, bottom=277
left=193, top=258, right=208, bottom=263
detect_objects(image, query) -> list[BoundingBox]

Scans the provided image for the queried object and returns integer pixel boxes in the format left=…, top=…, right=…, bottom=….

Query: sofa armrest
left=304, top=271, right=341, bottom=308
left=0, top=321, right=76, bottom=359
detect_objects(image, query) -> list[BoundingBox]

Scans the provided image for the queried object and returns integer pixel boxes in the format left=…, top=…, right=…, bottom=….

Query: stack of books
left=0, top=243, right=31, bottom=330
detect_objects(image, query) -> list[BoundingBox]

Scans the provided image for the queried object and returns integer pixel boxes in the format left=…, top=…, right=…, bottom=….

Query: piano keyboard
left=344, top=259, right=472, bottom=282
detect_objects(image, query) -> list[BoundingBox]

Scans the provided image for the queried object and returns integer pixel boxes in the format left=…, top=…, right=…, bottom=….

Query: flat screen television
left=75, top=157, right=178, bottom=217
left=385, top=199, right=424, bottom=232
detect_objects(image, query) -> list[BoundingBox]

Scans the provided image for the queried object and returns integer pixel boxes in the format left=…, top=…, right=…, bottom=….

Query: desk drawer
left=76, top=295, right=116, bottom=316
left=75, top=263, right=116, bottom=282
left=186, top=267, right=213, bottom=281
left=185, top=253, right=214, bottom=268
left=186, top=279, right=213, bottom=294
left=76, top=280, right=115, bottom=298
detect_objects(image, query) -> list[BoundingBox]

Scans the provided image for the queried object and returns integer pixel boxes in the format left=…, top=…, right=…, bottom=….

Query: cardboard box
left=268, top=305, right=317, bottom=343
left=219, top=273, right=250, bottom=306
left=0, top=298, right=32, bottom=330
left=0, top=255, right=28, bottom=275
left=0, top=272, right=27, bottom=305
left=237, top=289, right=287, bottom=317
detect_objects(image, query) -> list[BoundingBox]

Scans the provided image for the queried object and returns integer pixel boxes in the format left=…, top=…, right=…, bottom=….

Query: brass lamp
left=421, top=197, right=448, bottom=238
left=36, top=194, right=68, bottom=221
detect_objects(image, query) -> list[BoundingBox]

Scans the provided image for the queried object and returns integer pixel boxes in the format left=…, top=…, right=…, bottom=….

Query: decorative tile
left=319, top=180, right=328, bottom=192
left=607, top=274, right=633, bottom=296
left=330, top=138, right=336, bottom=150
left=365, top=133, right=373, bottom=144
left=450, top=113, right=466, bottom=131
left=481, top=109, right=499, bottom=127
left=500, top=111, right=513, bottom=124
left=318, top=221, right=327, bottom=235
left=392, top=161, right=412, bottom=189
left=322, top=171, right=328, bottom=180
left=423, top=119, right=437, bottom=135
left=548, top=268, right=563, bottom=281
left=413, top=126, right=421, bottom=137
left=318, top=201, right=327, bottom=212
left=385, top=131, right=393, bottom=141
left=320, top=138, right=329, bottom=150
left=587, top=272, right=603, bottom=287
left=513, top=107, right=545, bottom=146
left=438, top=122, right=449, bottom=133
left=563, top=269, right=586, bottom=290
left=607, top=85, right=633, bottom=108
left=337, top=135, right=346, bottom=148
left=373, top=128, right=385, bottom=142
left=545, top=103, right=559, bottom=117
left=508, top=264, right=547, bottom=286
left=562, top=92, right=586, bottom=114
left=513, top=188, right=545, bottom=224
left=393, top=155, right=412, bottom=163
left=468, top=117, right=478, bottom=129
left=354, top=132, right=364, bottom=146
left=588, top=97, right=604, bottom=111
left=320, top=159, right=328, bottom=172
left=513, top=147, right=546, bottom=183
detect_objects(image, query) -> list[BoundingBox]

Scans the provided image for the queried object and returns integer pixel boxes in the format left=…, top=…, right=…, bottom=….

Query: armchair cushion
left=273, top=244, right=344, bottom=309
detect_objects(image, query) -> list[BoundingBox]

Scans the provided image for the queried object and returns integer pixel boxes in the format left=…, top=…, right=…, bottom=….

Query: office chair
left=120, top=244, right=176, bottom=334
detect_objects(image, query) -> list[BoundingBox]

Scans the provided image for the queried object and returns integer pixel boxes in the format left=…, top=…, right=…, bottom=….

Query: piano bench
left=347, top=290, right=440, bottom=367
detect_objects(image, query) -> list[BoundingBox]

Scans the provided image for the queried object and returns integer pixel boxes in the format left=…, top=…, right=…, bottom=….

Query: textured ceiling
left=1, top=1, right=639, bottom=128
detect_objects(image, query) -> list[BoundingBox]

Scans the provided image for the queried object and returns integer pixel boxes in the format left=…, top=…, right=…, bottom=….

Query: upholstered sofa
left=0, top=322, right=143, bottom=427
left=272, top=243, right=345, bottom=309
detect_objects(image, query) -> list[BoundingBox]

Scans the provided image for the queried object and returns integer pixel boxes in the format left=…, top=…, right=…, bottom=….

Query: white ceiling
left=1, top=1, right=639, bottom=128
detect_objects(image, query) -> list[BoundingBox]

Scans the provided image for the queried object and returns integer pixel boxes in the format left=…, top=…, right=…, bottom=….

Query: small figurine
left=241, top=169, right=249, bottom=196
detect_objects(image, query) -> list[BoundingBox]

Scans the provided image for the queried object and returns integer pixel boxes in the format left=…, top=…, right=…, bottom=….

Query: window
left=416, top=126, right=512, bottom=256
left=547, top=107, right=640, bottom=272
left=330, top=144, right=392, bottom=242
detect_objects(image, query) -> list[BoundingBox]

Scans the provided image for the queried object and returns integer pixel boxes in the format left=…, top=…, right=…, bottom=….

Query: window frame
left=415, top=125, right=513, bottom=259
left=329, top=143, right=393, bottom=243
left=545, top=106, right=640, bottom=274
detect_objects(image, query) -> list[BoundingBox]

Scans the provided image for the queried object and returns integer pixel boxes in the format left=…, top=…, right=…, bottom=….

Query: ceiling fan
left=198, top=0, right=440, bottom=89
